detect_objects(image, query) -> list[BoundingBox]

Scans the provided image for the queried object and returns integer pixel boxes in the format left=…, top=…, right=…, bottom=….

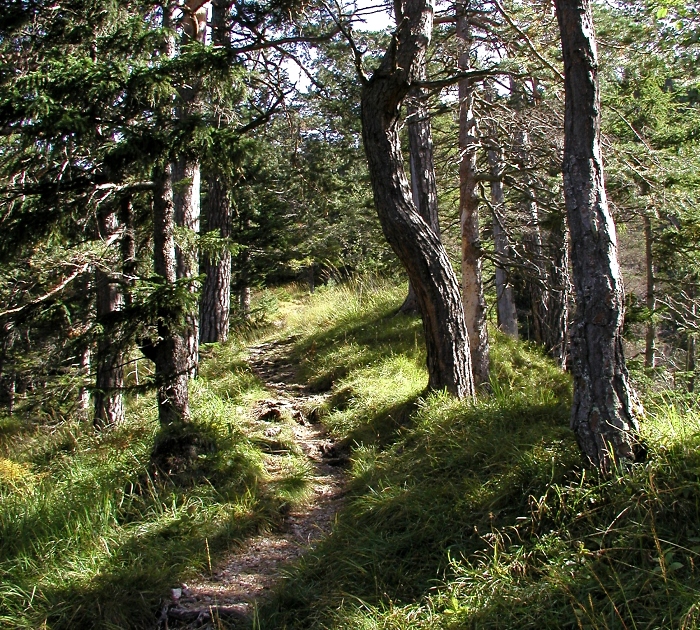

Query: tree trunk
left=486, top=145, right=518, bottom=338
left=199, top=0, right=232, bottom=343
left=360, top=0, right=474, bottom=398
left=120, top=195, right=137, bottom=308
left=643, top=214, right=655, bottom=369
left=555, top=0, right=640, bottom=470
left=457, top=9, right=489, bottom=388
left=77, top=345, right=91, bottom=415
left=152, top=164, right=191, bottom=426
left=516, top=128, right=547, bottom=346
left=687, top=285, right=696, bottom=393
left=544, top=212, right=570, bottom=367
left=173, top=156, right=200, bottom=376
left=93, top=204, right=125, bottom=428
left=200, top=178, right=232, bottom=342
left=172, top=0, right=206, bottom=375
left=399, top=87, right=441, bottom=315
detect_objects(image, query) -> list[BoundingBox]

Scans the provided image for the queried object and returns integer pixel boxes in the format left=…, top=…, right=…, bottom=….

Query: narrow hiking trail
left=159, top=339, right=348, bottom=628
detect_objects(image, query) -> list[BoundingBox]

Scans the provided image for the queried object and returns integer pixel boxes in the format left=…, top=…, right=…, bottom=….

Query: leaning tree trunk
left=398, top=86, right=441, bottom=315
left=457, top=9, right=489, bottom=388
left=361, top=0, right=474, bottom=398
left=93, top=203, right=125, bottom=428
left=486, top=143, right=518, bottom=338
left=151, top=165, right=191, bottom=426
left=555, top=0, right=640, bottom=470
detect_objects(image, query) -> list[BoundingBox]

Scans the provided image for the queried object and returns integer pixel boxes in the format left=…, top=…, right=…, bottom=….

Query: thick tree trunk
left=399, top=87, right=441, bottom=315
left=643, top=214, right=655, bottom=369
left=93, top=204, right=125, bottom=428
left=152, top=165, right=191, bottom=426
left=173, top=156, right=200, bottom=376
left=486, top=145, right=518, bottom=338
left=361, top=0, right=474, bottom=398
left=555, top=0, right=640, bottom=470
left=457, top=11, right=489, bottom=388
left=200, top=178, right=232, bottom=342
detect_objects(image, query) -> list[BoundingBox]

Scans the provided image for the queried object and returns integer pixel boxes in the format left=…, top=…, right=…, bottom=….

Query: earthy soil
left=158, top=339, right=347, bottom=629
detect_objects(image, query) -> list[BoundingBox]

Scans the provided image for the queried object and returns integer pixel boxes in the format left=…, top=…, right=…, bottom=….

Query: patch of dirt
left=158, top=339, right=347, bottom=629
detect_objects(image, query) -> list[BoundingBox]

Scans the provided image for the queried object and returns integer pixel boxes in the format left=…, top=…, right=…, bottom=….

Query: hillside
left=1, top=279, right=699, bottom=629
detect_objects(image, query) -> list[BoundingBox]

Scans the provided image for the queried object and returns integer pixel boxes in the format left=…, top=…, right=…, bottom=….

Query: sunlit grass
left=2, top=278, right=700, bottom=629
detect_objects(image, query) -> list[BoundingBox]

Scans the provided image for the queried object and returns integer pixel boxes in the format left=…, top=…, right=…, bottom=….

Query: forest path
left=160, top=338, right=347, bottom=629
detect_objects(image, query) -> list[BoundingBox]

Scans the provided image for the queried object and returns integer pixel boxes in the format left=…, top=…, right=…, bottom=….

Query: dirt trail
left=159, top=339, right=347, bottom=628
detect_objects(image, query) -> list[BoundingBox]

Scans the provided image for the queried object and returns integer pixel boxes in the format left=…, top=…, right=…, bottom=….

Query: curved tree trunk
left=555, top=0, right=639, bottom=470
left=457, top=9, right=489, bottom=388
left=361, top=0, right=474, bottom=398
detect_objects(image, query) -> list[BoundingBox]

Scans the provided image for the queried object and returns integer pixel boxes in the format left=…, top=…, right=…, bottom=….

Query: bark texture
left=200, top=178, right=232, bottom=342
left=555, top=0, right=639, bottom=470
left=173, top=156, right=200, bottom=376
left=361, top=0, right=474, bottom=398
left=457, top=10, right=489, bottom=387
left=93, top=204, right=125, bottom=428
left=398, top=87, right=441, bottom=315
left=151, top=165, right=191, bottom=426
left=199, top=0, right=233, bottom=343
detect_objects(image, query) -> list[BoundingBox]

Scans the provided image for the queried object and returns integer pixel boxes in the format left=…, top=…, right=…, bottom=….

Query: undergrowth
left=1, top=278, right=699, bottom=629
left=0, top=337, right=311, bottom=629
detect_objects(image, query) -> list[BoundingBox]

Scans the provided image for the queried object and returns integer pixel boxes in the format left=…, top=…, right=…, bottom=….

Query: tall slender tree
left=457, top=3, right=490, bottom=388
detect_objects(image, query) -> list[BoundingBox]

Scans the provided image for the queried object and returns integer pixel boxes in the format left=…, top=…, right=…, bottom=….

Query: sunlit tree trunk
left=173, top=0, right=207, bottom=375
left=457, top=7, right=489, bottom=388
left=555, top=0, right=639, bottom=470
left=361, top=0, right=474, bottom=398
left=173, top=157, right=200, bottom=376
left=399, top=87, right=441, bottom=315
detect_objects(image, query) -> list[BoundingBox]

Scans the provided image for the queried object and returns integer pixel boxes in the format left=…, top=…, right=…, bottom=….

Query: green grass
left=0, top=337, right=312, bottom=629
left=2, top=278, right=700, bottom=629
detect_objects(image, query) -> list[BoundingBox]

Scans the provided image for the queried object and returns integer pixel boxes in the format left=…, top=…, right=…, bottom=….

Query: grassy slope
left=1, top=279, right=700, bottom=629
